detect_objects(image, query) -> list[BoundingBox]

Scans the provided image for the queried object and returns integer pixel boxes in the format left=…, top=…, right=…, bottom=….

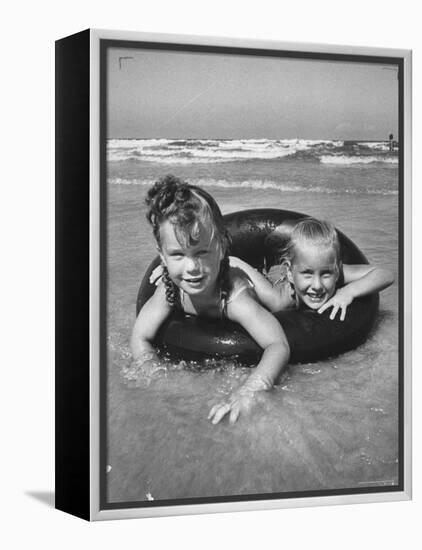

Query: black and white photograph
left=4, top=0, right=421, bottom=544
left=102, top=38, right=405, bottom=509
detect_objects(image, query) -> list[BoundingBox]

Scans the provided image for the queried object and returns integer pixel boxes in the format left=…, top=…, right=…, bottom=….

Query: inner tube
left=136, top=209, right=379, bottom=364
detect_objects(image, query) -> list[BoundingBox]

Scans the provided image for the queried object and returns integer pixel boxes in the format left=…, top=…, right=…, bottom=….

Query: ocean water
left=106, top=139, right=399, bottom=504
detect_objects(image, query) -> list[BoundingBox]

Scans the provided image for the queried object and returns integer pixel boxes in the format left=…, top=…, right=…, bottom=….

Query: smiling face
left=159, top=220, right=223, bottom=297
left=288, top=243, right=340, bottom=310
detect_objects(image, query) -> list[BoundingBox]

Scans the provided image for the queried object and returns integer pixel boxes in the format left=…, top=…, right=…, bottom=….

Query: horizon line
left=106, top=136, right=398, bottom=142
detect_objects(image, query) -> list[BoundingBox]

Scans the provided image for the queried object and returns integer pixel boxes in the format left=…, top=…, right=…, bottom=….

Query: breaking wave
left=108, top=176, right=398, bottom=196
left=107, top=138, right=398, bottom=166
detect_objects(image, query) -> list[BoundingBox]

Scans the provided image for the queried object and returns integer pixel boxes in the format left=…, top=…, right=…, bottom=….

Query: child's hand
left=208, top=387, right=256, bottom=424
left=318, top=287, right=354, bottom=321
left=122, top=352, right=165, bottom=386
left=149, top=264, right=164, bottom=285
left=228, top=256, right=246, bottom=269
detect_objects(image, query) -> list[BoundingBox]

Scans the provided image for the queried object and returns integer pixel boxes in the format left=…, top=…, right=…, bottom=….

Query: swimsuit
left=179, top=276, right=254, bottom=319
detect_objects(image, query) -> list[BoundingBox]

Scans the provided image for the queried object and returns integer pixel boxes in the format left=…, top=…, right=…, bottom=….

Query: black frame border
left=55, top=29, right=91, bottom=521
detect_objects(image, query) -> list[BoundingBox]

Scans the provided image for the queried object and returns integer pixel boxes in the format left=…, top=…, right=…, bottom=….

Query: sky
left=107, top=46, right=399, bottom=140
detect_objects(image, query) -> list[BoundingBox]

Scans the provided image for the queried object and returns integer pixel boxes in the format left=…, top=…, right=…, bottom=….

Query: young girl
left=229, top=217, right=394, bottom=321
left=131, top=175, right=291, bottom=425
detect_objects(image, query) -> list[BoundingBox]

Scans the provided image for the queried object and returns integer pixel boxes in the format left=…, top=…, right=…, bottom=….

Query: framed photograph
left=55, top=29, right=412, bottom=521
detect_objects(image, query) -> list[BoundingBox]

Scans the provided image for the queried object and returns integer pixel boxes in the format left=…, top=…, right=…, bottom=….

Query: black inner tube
left=136, top=208, right=379, bottom=364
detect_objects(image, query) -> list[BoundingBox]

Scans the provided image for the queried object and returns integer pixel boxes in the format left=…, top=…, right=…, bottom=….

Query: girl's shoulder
left=226, top=267, right=255, bottom=305
left=265, top=263, right=297, bottom=310
left=265, top=262, right=289, bottom=286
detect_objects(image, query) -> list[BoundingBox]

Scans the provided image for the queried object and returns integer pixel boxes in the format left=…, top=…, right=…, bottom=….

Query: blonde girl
left=229, top=218, right=394, bottom=320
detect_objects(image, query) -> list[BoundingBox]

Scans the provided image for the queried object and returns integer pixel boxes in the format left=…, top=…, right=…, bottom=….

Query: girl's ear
left=284, top=260, right=294, bottom=283
left=158, top=248, right=166, bottom=265
left=220, top=244, right=225, bottom=262
left=218, top=240, right=225, bottom=262
left=336, top=259, right=343, bottom=280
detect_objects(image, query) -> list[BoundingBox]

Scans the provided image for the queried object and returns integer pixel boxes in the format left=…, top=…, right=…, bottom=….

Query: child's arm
left=229, top=256, right=286, bottom=312
left=130, top=283, right=172, bottom=361
left=208, top=289, right=290, bottom=424
left=318, top=264, right=395, bottom=321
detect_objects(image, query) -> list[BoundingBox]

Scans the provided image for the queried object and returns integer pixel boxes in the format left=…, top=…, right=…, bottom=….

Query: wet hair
left=281, top=217, right=342, bottom=267
left=145, top=175, right=231, bottom=307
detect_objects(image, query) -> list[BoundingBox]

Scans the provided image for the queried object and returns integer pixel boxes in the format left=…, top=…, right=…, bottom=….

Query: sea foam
left=107, top=138, right=397, bottom=165
left=108, top=177, right=398, bottom=196
left=320, top=155, right=398, bottom=165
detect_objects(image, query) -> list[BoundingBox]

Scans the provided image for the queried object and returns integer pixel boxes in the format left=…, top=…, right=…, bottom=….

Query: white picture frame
left=55, top=28, right=412, bottom=521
